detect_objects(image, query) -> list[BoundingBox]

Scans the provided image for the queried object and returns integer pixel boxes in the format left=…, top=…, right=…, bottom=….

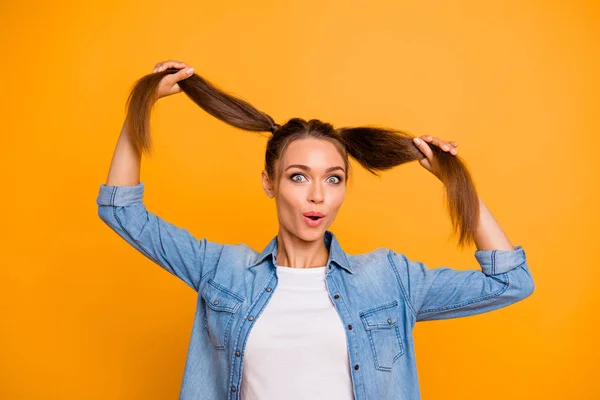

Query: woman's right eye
left=290, top=174, right=306, bottom=183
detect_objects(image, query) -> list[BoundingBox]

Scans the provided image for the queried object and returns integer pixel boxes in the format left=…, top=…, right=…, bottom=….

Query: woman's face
left=262, top=137, right=347, bottom=242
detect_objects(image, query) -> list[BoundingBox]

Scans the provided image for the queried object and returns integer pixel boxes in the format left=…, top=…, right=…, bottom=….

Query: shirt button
left=235, top=351, right=241, bottom=357
left=354, top=364, right=360, bottom=370
left=231, top=386, right=237, bottom=392
left=213, top=300, right=219, bottom=305
left=387, top=318, right=392, bottom=324
left=266, top=287, right=272, bottom=292
left=248, top=315, right=254, bottom=321
left=333, top=294, right=340, bottom=299
left=347, top=324, right=353, bottom=330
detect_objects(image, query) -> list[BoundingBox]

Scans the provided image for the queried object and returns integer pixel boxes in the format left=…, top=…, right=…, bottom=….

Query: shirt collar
left=247, top=230, right=353, bottom=274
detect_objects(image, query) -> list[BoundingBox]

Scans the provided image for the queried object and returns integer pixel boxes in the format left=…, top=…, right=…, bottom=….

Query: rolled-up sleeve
left=389, top=245, right=535, bottom=322
left=96, top=182, right=224, bottom=291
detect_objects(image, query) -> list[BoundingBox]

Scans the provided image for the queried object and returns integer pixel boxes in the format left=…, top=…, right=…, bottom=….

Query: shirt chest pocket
left=359, top=300, right=404, bottom=371
left=201, top=279, right=245, bottom=350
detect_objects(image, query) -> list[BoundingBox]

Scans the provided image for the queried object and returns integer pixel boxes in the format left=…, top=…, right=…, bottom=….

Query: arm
left=473, top=196, right=514, bottom=251
left=398, top=136, right=535, bottom=321
left=103, top=119, right=142, bottom=187
left=390, top=197, right=535, bottom=322
left=96, top=119, right=223, bottom=292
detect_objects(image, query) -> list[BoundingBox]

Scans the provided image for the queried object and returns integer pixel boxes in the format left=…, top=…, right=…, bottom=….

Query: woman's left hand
left=412, top=135, right=459, bottom=180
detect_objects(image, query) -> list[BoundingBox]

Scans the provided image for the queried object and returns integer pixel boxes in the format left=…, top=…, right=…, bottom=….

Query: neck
left=275, top=228, right=329, bottom=268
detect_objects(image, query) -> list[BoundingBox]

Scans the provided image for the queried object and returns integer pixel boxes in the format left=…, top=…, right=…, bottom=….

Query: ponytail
left=338, top=126, right=480, bottom=248
left=125, top=67, right=277, bottom=156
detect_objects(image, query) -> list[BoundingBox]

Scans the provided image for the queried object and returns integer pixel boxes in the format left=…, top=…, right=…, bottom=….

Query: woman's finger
left=422, top=136, right=459, bottom=156
left=413, top=137, right=434, bottom=161
left=422, top=136, right=448, bottom=151
left=155, top=62, right=179, bottom=72
left=419, top=136, right=439, bottom=150
left=166, top=66, right=195, bottom=84
left=439, top=140, right=458, bottom=155
left=158, top=59, right=178, bottom=71
left=153, top=60, right=187, bottom=73
left=153, top=60, right=175, bottom=73
left=159, top=61, right=185, bottom=72
left=422, top=136, right=443, bottom=147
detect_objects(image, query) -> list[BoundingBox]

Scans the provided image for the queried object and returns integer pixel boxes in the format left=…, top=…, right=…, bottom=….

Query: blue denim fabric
left=96, top=182, right=535, bottom=400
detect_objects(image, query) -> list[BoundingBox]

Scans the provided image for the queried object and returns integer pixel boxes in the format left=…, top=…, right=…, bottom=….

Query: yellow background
left=1, top=0, right=598, bottom=398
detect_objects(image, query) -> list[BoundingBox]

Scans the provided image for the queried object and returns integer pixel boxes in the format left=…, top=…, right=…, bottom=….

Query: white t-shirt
left=240, top=265, right=355, bottom=400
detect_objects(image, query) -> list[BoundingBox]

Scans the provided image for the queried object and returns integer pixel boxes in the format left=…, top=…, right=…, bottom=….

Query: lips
left=302, top=211, right=325, bottom=220
left=303, top=212, right=325, bottom=227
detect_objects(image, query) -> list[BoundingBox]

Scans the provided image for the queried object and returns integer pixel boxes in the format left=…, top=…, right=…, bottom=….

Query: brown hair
left=124, top=68, right=480, bottom=248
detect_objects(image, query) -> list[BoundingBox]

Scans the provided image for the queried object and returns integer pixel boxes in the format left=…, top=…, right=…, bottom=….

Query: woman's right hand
left=152, top=60, right=195, bottom=100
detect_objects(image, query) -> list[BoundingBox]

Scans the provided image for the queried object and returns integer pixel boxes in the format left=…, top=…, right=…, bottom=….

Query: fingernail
left=186, top=68, right=194, bottom=74
left=413, top=138, right=421, bottom=145
left=443, top=145, right=449, bottom=150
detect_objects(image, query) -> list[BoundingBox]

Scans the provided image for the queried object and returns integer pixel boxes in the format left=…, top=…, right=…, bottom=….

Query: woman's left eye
left=327, top=175, right=342, bottom=184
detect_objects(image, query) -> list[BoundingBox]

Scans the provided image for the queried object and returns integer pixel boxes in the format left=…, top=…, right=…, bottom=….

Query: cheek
left=276, top=186, right=303, bottom=215
left=331, top=188, right=346, bottom=206
left=278, top=181, right=305, bottom=202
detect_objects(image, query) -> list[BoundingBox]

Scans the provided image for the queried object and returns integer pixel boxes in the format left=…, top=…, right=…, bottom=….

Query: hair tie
left=269, top=124, right=280, bottom=133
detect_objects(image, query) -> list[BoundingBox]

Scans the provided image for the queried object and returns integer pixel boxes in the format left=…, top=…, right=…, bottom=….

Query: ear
left=261, top=170, right=275, bottom=198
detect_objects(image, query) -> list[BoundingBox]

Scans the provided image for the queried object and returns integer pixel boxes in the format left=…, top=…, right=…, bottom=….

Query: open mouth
left=303, top=212, right=325, bottom=226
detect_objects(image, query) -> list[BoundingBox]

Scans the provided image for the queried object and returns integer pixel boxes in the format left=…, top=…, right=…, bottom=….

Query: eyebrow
left=284, top=164, right=345, bottom=173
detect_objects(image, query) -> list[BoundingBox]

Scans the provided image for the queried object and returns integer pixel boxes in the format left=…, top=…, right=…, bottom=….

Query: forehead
left=280, top=138, right=344, bottom=167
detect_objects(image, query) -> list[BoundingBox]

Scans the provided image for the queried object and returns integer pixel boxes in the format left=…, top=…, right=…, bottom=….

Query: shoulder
left=345, top=247, right=401, bottom=273
left=346, top=247, right=412, bottom=277
left=348, top=246, right=409, bottom=262
left=347, top=247, right=390, bottom=264
left=218, top=242, right=258, bottom=264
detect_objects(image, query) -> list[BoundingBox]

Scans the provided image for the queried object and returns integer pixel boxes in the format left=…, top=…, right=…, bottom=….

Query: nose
left=308, top=183, right=324, bottom=204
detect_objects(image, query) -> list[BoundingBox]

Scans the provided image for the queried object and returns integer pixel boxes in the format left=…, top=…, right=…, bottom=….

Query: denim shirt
left=96, top=182, right=535, bottom=400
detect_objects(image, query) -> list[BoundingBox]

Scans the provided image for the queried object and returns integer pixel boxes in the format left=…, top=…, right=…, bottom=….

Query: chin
left=298, top=225, right=327, bottom=241
left=282, top=225, right=317, bottom=241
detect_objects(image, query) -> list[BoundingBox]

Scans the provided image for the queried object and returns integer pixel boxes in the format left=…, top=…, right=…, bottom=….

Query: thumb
left=413, top=137, right=433, bottom=160
left=172, top=67, right=195, bottom=83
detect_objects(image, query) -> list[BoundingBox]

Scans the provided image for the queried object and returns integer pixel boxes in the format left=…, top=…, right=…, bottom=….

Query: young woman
left=96, top=60, right=535, bottom=400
